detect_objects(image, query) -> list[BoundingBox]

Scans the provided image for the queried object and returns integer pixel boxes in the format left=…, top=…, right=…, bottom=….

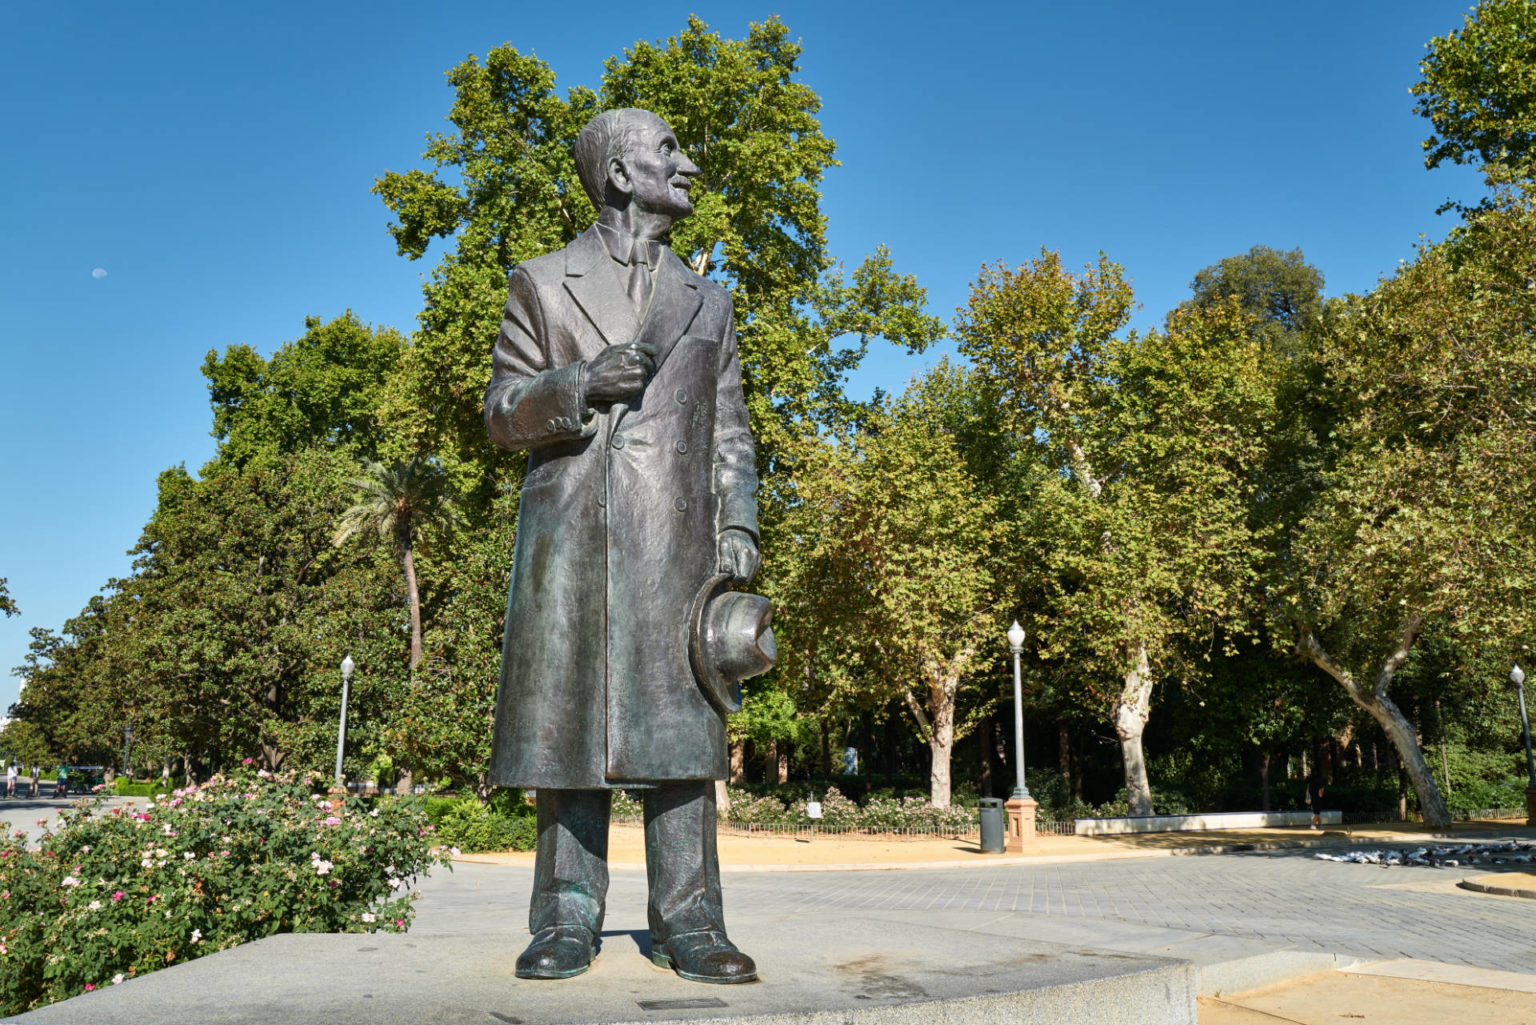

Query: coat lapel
left=636, top=248, right=703, bottom=372
left=563, top=229, right=640, bottom=353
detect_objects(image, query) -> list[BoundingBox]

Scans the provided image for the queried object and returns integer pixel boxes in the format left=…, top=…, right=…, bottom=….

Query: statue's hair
left=574, top=108, right=658, bottom=211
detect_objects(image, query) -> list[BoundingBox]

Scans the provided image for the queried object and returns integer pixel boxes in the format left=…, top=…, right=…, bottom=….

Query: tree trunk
left=1260, top=750, right=1272, bottom=812
left=764, top=740, right=776, bottom=783
left=926, top=704, right=955, bottom=809
left=1058, top=723, right=1073, bottom=804
left=402, top=541, right=423, bottom=673
left=904, top=677, right=959, bottom=809
left=714, top=778, right=731, bottom=815
left=1071, top=727, right=1085, bottom=801
left=776, top=744, right=789, bottom=784
left=979, top=715, right=994, bottom=798
left=728, top=741, right=745, bottom=783
left=1112, top=642, right=1155, bottom=815
left=1301, top=622, right=1450, bottom=828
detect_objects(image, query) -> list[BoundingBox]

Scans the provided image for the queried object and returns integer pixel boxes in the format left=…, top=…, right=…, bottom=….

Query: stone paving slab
left=4, top=911, right=1196, bottom=1025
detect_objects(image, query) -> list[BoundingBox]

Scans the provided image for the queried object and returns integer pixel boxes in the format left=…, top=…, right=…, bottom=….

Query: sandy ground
left=453, top=818, right=1535, bottom=870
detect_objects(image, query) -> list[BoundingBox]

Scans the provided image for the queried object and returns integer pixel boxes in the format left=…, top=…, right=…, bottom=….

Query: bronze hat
left=688, top=572, right=776, bottom=716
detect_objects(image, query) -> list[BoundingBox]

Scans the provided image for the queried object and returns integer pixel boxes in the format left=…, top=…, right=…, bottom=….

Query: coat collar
left=564, top=227, right=701, bottom=357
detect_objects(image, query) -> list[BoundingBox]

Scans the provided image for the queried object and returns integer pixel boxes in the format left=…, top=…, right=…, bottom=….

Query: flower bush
left=0, top=766, right=449, bottom=1016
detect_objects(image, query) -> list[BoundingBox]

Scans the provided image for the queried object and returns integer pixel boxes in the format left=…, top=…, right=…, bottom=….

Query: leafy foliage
left=1412, top=0, right=1536, bottom=179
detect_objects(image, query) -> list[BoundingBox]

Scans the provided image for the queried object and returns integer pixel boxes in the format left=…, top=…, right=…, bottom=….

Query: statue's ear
left=606, top=156, right=633, bottom=198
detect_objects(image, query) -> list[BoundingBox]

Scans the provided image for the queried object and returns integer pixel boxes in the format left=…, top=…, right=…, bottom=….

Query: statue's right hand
left=585, top=341, right=659, bottom=403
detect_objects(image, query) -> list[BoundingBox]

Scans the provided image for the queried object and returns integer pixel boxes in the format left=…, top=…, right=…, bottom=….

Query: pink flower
left=112, top=891, right=125, bottom=901
left=324, top=816, right=341, bottom=826
left=242, top=758, right=253, bottom=765
left=84, top=984, right=95, bottom=992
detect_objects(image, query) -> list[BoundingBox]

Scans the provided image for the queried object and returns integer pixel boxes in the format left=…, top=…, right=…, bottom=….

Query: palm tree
left=333, top=458, right=464, bottom=673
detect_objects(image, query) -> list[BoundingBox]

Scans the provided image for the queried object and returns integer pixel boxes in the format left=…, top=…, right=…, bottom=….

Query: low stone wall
left=1074, top=810, right=1343, bottom=836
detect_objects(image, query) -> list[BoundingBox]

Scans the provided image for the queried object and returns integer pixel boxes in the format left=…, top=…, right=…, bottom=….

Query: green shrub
left=0, top=766, right=448, bottom=1016
left=431, top=798, right=536, bottom=853
left=113, top=779, right=172, bottom=798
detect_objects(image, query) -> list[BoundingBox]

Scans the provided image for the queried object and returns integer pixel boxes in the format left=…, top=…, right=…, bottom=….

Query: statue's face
left=621, top=115, right=700, bottom=221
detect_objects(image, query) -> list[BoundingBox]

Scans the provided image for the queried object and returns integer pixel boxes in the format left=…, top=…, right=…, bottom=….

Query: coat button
left=611, top=435, right=625, bottom=449
left=673, top=497, right=688, bottom=511
left=597, top=494, right=607, bottom=508
left=675, top=389, right=689, bottom=405
left=675, top=440, right=689, bottom=454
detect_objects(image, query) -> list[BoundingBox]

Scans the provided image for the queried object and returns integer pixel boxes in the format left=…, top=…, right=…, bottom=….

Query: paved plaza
left=7, top=815, right=1536, bottom=1023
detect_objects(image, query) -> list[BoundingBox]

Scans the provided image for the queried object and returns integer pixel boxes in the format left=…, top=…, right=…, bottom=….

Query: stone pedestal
left=1525, top=786, right=1536, bottom=826
left=1005, top=795, right=1038, bottom=852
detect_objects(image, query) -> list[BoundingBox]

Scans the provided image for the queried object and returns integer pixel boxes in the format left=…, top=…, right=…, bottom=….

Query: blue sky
left=0, top=1, right=1487, bottom=711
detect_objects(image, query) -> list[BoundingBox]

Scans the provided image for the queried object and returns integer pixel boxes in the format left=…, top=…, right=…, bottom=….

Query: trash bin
left=979, top=798, right=1005, bottom=853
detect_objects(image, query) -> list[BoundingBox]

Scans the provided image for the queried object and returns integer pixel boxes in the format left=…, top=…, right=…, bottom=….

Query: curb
left=1457, top=878, right=1536, bottom=900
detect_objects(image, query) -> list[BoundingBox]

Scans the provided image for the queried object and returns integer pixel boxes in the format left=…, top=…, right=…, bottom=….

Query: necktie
left=627, top=239, right=657, bottom=317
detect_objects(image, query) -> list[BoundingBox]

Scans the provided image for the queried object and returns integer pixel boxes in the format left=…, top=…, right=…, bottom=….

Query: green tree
left=0, top=578, right=18, bottom=618
left=373, top=15, right=939, bottom=491
left=770, top=364, right=1005, bottom=807
left=333, top=458, right=464, bottom=673
left=1282, top=185, right=1536, bottom=828
left=958, top=252, right=1279, bottom=814
left=1412, top=0, right=1536, bottom=179
left=202, top=313, right=406, bottom=468
left=1181, top=245, right=1325, bottom=357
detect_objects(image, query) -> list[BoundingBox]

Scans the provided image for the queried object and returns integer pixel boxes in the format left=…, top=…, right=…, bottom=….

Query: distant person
left=29, top=765, right=39, bottom=798
left=4, top=764, right=14, bottom=798
left=55, top=765, right=68, bottom=798
left=1307, top=775, right=1327, bottom=830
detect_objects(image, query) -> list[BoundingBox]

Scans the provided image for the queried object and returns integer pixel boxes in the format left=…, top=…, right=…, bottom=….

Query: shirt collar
left=595, top=222, right=663, bottom=270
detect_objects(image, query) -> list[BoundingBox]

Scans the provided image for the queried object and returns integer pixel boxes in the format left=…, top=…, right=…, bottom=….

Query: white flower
left=314, top=860, right=333, bottom=876
left=88, top=900, right=102, bottom=910
left=361, top=912, right=376, bottom=923
left=184, top=852, right=195, bottom=860
left=112, top=974, right=124, bottom=985
left=449, top=847, right=461, bottom=857
left=190, top=929, right=202, bottom=944
left=141, top=858, right=153, bottom=869
left=61, top=876, right=80, bottom=887
left=369, top=809, right=379, bottom=817
left=387, top=877, right=402, bottom=889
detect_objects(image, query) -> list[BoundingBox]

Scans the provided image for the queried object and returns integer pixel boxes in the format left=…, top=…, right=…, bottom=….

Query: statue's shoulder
left=511, top=230, right=604, bottom=287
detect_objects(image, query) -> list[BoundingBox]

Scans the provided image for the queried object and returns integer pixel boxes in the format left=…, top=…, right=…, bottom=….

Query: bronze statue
left=484, top=107, right=774, bottom=984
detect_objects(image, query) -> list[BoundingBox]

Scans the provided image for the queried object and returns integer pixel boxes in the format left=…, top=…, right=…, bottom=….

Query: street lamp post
left=1003, top=621, right=1036, bottom=852
left=1007, top=621, right=1030, bottom=800
left=335, top=654, right=355, bottom=785
left=1511, top=666, right=1536, bottom=825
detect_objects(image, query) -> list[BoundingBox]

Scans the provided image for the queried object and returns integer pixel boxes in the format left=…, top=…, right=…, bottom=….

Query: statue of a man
left=483, top=107, right=768, bottom=984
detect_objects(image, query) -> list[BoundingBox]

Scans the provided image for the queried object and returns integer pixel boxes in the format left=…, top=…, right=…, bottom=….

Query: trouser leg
left=529, top=788, right=611, bottom=936
left=643, top=780, right=723, bottom=943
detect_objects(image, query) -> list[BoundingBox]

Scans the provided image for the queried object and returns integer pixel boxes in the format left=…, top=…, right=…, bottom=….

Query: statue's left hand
left=717, top=528, right=760, bottom=584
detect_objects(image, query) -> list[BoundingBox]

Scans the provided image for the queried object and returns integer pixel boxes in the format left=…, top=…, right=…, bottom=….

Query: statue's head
left=575, top=108, right=699, bottom=222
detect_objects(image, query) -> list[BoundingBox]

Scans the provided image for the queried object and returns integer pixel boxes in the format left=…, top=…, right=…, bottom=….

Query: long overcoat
left=484, top=226, right=759, bottom=788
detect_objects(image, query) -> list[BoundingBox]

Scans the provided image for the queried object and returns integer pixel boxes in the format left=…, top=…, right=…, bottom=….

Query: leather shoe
left=516, top=926, right=595, bottom=980
left=651, top=930, right=757, bottom=984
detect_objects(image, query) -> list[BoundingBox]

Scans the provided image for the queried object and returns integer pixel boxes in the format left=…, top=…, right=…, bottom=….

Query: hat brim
left=688, top=572, right=743, bottom=716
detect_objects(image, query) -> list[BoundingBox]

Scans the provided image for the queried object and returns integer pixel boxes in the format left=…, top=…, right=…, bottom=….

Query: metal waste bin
left=978, top=798, right=1005, bottom=853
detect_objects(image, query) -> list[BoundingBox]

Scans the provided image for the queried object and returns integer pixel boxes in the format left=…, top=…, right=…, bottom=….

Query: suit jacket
left=483, top=226, right=759, bottom=787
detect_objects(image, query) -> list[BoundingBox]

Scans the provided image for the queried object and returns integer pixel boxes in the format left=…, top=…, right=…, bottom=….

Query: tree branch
left=902, top=689, right=933, bottom=743
left=1374, top=613, right=1424, bottom=699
